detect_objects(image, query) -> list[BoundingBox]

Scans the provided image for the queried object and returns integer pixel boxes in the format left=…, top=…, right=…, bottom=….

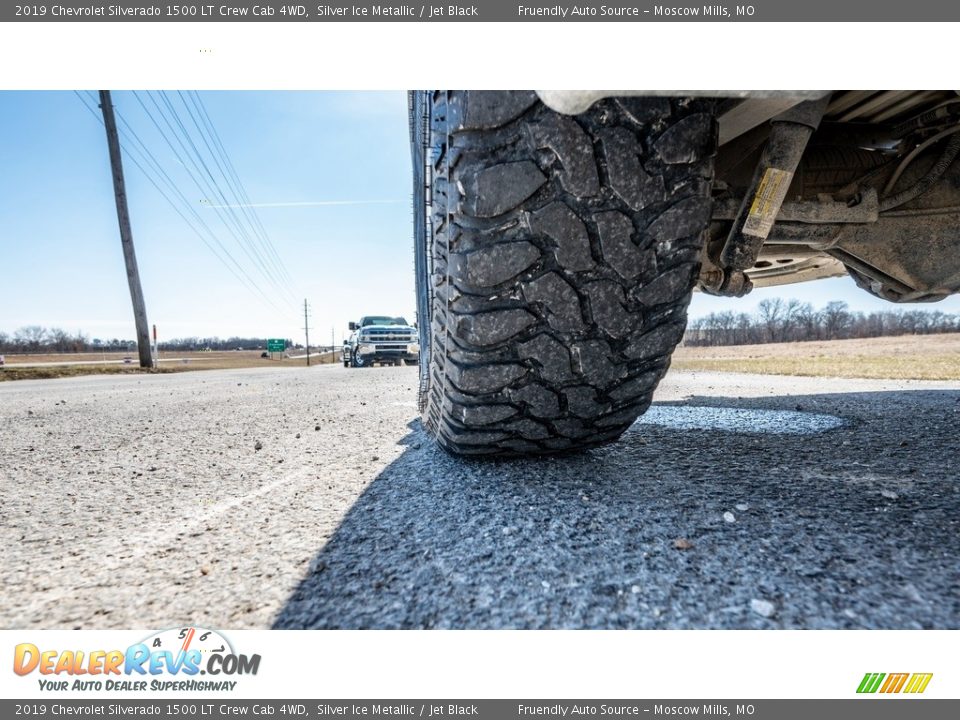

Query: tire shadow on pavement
left=273, top=389, right=960, bottom=629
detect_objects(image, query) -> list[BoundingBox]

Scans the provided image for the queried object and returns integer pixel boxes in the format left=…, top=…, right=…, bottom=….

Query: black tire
left=351, top=351, right=368, bottom=368
left=343, top=359, right=350, bottom=368
left=413, top=91, right=716, bottom=457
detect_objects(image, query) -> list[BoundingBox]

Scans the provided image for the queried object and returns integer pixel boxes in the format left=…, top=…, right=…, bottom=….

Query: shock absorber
left=707, top=95, right=831, bottom=296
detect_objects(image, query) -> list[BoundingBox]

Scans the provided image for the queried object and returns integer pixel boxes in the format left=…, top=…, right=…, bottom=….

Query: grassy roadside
left=0, top=366, right=179, bottom=382
left=0, top=350, right=340, bottom=382
left=4, top=336, right=958, bottom=382
left=670, top=355, right=960, bottom=381
left=671, top=333, right=960, bottom=381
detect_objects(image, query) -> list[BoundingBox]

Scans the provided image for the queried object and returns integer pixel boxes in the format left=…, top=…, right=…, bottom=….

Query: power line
left=192, top=92, right=295, bottom=287
left=189, top=91, right=295, bottom=286
left=82, top=91, right=282, bottom=312
left=132, top=91, right=282, bottom=288
left=132, top=90, right=297, bottom=310
left=114, top=109, right=292, bottom=316
left=176, top=90, right=291, bottom=289
left=77, top=93, right=288, bottom=318
left=151, top=91, right=298, bottom=307
left=73, top=92, right=292, bottom=319
left=182, top=90, right=296, bottom=288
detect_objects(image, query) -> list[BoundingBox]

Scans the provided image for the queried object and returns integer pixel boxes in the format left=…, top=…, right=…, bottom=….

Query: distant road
left=6, top=357, right=195, bottom=368
left=286, top=350, right=339, bottom=360
left=4, top=350, right=339, bottom=368
left=2, top=366, right=958, bottom=629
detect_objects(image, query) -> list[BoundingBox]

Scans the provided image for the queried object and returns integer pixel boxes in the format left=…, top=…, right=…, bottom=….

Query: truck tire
left=412, top=91, right=716, bottom=456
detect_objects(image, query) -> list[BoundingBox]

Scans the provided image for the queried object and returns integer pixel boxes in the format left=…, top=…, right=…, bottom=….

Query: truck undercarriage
left=706, top=90, right=960, bottom=303
left=409, top=90, right=960, bottom=456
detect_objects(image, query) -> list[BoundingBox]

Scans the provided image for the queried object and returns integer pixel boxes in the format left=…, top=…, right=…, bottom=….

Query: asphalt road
left=1, top=365, right=958, bottom=629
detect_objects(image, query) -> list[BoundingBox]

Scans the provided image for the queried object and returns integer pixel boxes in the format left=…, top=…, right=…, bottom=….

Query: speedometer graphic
left=140, top=627, right=234, bottom=658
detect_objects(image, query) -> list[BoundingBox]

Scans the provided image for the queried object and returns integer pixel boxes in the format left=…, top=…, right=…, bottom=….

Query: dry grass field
left=4, top=335, right=959, bottom=382
left=0, top=349, right=339, bottom=381
left=672, top=333, right=960, bottom=380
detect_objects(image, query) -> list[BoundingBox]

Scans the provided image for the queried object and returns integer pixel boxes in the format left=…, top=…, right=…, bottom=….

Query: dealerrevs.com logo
left=857, top=672, right=933, bottom=694
left=13, top=627, right=261, bottom=693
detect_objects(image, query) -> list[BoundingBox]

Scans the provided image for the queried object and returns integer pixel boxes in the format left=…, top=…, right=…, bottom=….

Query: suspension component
left=703, top=95, right=831, bottom=295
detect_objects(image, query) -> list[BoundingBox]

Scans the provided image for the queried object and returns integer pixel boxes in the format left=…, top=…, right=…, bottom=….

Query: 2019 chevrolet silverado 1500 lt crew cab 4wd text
left=342, top=316, right=420, bottom=368
left=408, top=90, right=960, bottom=456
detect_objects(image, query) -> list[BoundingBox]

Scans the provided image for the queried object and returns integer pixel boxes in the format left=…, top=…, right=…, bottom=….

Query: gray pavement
left=1, top=365, right=958, bottom=629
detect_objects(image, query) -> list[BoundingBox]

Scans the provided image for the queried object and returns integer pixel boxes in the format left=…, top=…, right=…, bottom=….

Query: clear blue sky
left=0, top=90, right=413, bottom=346
left=1, top=90, right=958, bottom=346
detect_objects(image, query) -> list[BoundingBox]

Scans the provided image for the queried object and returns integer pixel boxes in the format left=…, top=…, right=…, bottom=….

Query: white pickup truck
left=342, top=316, right=420, bottom=368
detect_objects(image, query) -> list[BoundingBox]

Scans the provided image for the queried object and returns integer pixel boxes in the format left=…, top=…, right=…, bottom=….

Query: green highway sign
left=267, top=339, right=285, bottom=352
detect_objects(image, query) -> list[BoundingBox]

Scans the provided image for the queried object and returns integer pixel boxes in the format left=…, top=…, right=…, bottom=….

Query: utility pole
left=99, top=90, right=152, bottom=369
left=303, top=299, right=311, bottom=367
left=331, top=326, right=334, bottom=362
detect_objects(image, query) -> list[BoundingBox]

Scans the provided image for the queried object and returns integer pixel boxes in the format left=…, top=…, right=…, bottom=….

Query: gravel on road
left=1, top=365, right=958, bottom=629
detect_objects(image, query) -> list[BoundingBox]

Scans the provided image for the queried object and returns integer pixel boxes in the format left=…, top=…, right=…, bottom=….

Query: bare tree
left=69, top=331, right=89, bottom=352
left=778, top=299, right=804, bottom=341
left=683, top=298, right=957, bottom=347
left=14, top=325, right=47, bottom=351
left=757, top=298, right=784, bottom=342
left=822, top=301, right=851, bottom=339
left=48, top=327, right=71, bottom=352
left=795, top=302, right=821, bottom=341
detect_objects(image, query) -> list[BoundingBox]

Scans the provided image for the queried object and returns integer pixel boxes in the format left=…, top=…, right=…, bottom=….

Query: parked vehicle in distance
left=342, top=316, right=419, bottom=368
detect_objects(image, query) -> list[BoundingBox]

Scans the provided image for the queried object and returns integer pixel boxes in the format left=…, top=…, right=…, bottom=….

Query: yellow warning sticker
left=742, top=167, right=793, bottom=238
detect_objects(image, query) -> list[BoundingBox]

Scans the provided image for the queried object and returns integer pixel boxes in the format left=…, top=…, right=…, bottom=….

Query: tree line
left=0, top=327, right=296, bottom=354
left=6, top=302, right=957, bottom=354
left=685, top=299, right=960, bottom=347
